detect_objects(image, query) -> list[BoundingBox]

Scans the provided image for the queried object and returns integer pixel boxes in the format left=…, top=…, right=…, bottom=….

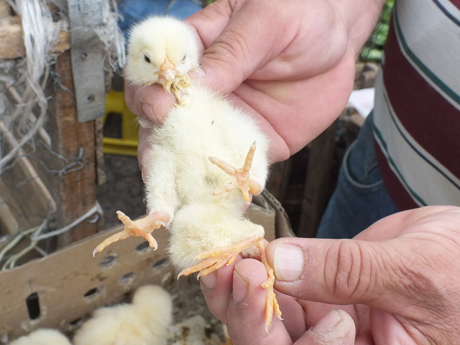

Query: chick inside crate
left=0, top=192, right=290, bottom=344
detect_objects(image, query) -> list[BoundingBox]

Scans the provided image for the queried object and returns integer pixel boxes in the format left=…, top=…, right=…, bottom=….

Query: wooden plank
left=0, top=181, right=20, bottom=234
left=0, top=1, right=10, bottom=21
left=0, top=17, right=70, bottom=60
left=266, top=160, right=292, bottom=202
left=297, top=121, right=338, bottom=238
left=44, top=50, right=99, bottom=247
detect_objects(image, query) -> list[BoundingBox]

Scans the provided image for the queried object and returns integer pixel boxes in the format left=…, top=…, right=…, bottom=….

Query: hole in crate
left=69, top=318, right=81, bottom=326
left=135, top=241, right=150, bottom=253
left=153, top=258, right=169, bottom=268
left=83, top=287, right=101, bottom=300
left=119, top=272, right=136, bottom=285
left=100, top=254, right=117, bottom=268
left=26, top=292, right=40, bottom=320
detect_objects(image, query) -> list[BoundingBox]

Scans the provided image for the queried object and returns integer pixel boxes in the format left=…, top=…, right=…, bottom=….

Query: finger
left=185, top=0, right=233, bottom=47
left=298, top=309, right=356, bottom=345
left=137, top=126, right=152, bottom=182
left=225, top=259, right=293, bottom=345
left=369, top=309, right=418, bottom=345
left=200, top=256, right=242, bottom=323
left=124, top=79, right=175, bottom=125
left=188, top=0, right=289, bottom=94
left=267, top=207, right=460, bottom=315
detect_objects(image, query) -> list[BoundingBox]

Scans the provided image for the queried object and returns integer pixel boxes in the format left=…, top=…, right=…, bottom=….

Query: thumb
left=266, top=208, right=460, bottom=316
left=267, top=236, right=413, bottom=314
left=187, top=0, right=282, bottom=93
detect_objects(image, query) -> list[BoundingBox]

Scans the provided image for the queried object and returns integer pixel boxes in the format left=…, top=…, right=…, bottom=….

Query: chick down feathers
left=9, top=329, right=71, bottom=345
left=125, top=16, right=201, bottom=86
left=73, top=285, right=172, bottom=345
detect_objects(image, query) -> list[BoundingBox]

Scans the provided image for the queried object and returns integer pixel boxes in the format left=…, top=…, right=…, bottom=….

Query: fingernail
left=232, top=271, right=248, bottom=302
left=141, top=103, right=158, bottom=123
left=311, top=310, right=341, bottom=333
left=274, top=244, right=304, bottom=281
left=201, top=271, right=216, bottom=289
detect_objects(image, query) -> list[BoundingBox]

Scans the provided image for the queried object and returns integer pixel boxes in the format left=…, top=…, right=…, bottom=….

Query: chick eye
left=144, top=55, right=151, bottom=63
left=181, top=55, right=187, bottom=63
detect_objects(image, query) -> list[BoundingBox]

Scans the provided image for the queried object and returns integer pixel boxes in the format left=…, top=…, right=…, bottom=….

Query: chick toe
left=178, top=235, right=262, bottom=278
left=257, top=241, right=283, bottom=333
left=93, top=211, right=170, bottom=256
left=209, top=142, right=260, bottom=203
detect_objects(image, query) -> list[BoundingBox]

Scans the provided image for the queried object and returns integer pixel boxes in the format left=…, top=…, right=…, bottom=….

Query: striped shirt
left=373, top=0, right=460, bottom=210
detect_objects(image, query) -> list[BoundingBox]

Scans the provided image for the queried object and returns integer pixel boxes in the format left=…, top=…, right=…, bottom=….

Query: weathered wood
left=266, top=160, right=292, bottom=202
left=45, top=50, right=99, bottom=247
left=0, top=181, right=20, bottom=234
left=0, top=17, right=70, bottom=60
left=297, top=121, right=338, bottom=238
left=0, top=1, right=10, bottom=21
left=94, top=117, right=107, bottom=186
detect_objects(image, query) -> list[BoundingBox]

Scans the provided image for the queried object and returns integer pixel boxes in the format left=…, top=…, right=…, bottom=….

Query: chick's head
left=125, top=16, right=201, bottom=87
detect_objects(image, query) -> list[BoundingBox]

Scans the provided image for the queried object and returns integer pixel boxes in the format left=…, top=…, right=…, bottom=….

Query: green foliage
left=359, top=0, right=395, bottom=62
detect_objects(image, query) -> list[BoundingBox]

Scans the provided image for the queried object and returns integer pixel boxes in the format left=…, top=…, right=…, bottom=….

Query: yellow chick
left=73, top=285, right=172, bottom=345
left=94, top=16, right=281, bottom=331
left=124, top=16, right=201, bottom=104
left=9, top=329, right=71, bottom=345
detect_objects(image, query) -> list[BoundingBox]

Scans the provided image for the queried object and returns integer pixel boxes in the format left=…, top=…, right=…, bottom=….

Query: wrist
left=332, top=0, right=387, bottom=57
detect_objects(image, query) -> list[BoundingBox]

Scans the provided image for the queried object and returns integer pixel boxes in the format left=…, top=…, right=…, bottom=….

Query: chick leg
left=93, top=211, right=170, bottom=256
left=178, top=235, right=282, bottom=333
left=209, top=142, right=261, bottom=203
left=257, top=241, right=283, bottom=333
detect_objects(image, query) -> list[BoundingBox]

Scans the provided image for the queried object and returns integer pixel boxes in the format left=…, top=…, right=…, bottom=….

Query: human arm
left=126, top=0, right=386, bottom=164
left=200, top=206, right=460, bottom=344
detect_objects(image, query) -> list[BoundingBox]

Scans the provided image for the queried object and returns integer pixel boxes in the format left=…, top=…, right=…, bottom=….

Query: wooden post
left=297, top=121, right=338, bottom=238
left=45, top=50, right=99, bottom=247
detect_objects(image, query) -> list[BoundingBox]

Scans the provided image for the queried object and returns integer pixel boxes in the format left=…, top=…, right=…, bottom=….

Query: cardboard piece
left=0, top=225, right=173, bottom=339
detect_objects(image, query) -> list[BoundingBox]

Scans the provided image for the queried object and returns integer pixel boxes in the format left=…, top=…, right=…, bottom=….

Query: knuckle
left=324, top=240, right=377, bottom=301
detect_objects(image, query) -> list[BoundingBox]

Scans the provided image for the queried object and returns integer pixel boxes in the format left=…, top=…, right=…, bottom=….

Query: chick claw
left=209, top=142, right=261, bottom=203
left=92, top=211, right=167, bottom=257
left=178, top=236, right=282, bottom=333
left=258, top=241, right=283, bottom=333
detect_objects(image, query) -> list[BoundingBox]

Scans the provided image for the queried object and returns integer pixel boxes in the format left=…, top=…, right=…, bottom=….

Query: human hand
left=126, top=0, right=385, bottom=166
left=200, top=206, right=460, bottom=344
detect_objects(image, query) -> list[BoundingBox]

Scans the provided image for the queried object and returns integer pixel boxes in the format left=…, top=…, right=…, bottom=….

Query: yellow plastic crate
left=103, top=90, right=139, bottom=156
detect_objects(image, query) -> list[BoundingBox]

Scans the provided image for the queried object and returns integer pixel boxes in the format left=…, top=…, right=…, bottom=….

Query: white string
left=96, top=0, right=126, bottom=70
left=0, top=0, right=125, bottom=268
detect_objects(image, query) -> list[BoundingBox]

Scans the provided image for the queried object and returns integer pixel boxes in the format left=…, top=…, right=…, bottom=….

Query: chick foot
left=178, top=235, right=282, bottom=333
left=209, top=142, right=261, bottom=203
left=257, top=240, right=283, bottom=333
left=93, top=211, right=170, bottom=256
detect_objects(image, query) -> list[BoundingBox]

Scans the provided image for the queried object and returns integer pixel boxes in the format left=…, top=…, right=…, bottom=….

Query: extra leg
left=258, top=241, right=283, bottom=333
left=178, top=235, right=262, bottom=278
left=209, top=142, right=261, bottom=203
left=93, top=210, right=170, bottom=256
left=178, top=235, right=282, bottom=333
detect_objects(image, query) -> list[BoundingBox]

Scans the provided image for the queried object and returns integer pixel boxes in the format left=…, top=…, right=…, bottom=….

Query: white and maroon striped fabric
left=373, top=0, right=460, bottom=209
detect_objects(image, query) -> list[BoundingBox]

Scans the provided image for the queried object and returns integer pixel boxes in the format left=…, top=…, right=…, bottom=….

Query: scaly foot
left=257, top=241, right=283, bottom=333
left=92, top=211, right=170, bottom=256
left=178, top=235, right=261, bottom=278
left=209, top=142, right=261, bottom=203
left=178, top=236, right=282, bottom=333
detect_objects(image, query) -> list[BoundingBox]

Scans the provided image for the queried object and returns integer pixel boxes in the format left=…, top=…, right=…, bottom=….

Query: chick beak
left=158, top=59, right=177, bottom=81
